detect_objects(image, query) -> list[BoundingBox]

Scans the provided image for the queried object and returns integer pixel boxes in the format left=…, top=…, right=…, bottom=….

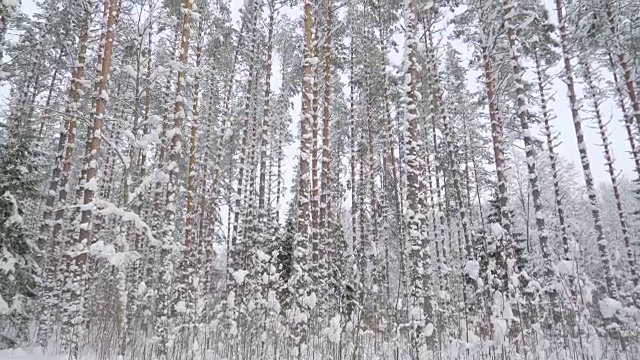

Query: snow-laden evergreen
left=0, top=0, right=639, bottom=359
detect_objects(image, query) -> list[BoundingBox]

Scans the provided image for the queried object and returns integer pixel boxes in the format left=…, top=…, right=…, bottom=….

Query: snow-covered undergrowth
left=2, top=330, right=639, bottom=360
left=0, top=348, right=66, bottom=360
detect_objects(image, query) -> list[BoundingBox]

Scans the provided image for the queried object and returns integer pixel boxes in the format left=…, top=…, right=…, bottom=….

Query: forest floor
left=0, top=348, right=67, bottom=360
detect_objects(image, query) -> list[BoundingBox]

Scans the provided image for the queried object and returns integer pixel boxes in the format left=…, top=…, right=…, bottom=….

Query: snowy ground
left=0, top=349, right=67, bottom=360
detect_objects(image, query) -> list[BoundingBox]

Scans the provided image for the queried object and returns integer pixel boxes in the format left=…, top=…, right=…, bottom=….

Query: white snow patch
left=10, top=294, right=24, bottom=313
left=463, top=260, right=480, bottom=280
left=2, top=192, right=23, bottom=226
left=136, top=281, right=147, bottom=297
left=493, top=318, right=508, bottom=344
left=599, top=297, right=622, bottom=319
left=1, top=248, right=17, bottom=273
left=232, top=269, right=249, bottom=284
left=304, top=292, right=317, bottom=310
left=0, top=293, right=9, bottom=314
left=108, top=251, right=141, bottom=268
left=2, top=0, right=20, bottom=7
left=255, top=249, right=270, bottom=262
left=294, top=310, right=308, bottom=324
left=321, top=314, right=342, bottom=343
left=0, top=349, right=68, bottom=360
left=424, top=323, right=434, bottom=337
left=175, top=300, right=186, bottom=313
left=90, top=241, right=116, bottom=258
left=490, top=223, right=505, bottom=239
left=123, top=64, right=137, bottom=77
left=555, top=260, right=576, bottom=276
left=266, top=290, right=280, bottom=312
left=226, top=291, right=235, bottom=309
left=502, top=300, right=517, bottom=321
left=465, top=331, right=481, bottom=349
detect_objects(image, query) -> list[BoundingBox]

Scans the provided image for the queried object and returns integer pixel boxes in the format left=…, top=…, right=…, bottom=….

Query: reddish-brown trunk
left=605, top=0, right=640, bottom=128
left=77, top=0, right=120, bottom=249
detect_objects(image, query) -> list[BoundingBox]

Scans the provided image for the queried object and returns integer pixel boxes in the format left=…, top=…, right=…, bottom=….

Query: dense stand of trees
left=1, top=0, right=640, bottom=359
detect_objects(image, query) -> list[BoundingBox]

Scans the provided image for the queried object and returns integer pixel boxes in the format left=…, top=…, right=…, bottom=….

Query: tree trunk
left=319, top=0, right=333, bottom=245
left=582, top=60, right=638, bottom=296
left=258, top=4, right=276, bottom=212
left=157, top=0, right=193, bottom=357
left=294, top=0, right=315, bottom=355
left=310, top=7, right=321, bottom=296
left=403, top=0, right=431, bottom=348
left=533, top=52, right=570, bottom=262
left=300, top=0, right=315, bottom=237
left=72, top=0, right=119, bottom=358
left=480, top=42, right=511, bottom=293
left=185, top=38, right=201, bottom=251
left=605, top=0, right=640, bottom=128
left=36, top=8, right=90, bottom=348
left=554, top=0, right=618, bottom=300
left=349, top=30, right=358, bottom=297
left=502, top=0, right=548, bottom=280
left=608, top=52, right=640, bottom=188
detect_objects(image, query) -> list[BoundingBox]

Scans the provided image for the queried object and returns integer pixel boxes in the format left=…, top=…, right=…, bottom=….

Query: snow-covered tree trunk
left=480, top=36, right=512, bottom=295
left=501, top=0, right=549, bottom=283
left=310, top=8, right=321, bottom=296
left=185, top=40, right=201, bottom=255
left=554, top=0, right=619, bottom=300
left=319, top=0, right=333, bottom=250
left=582, top=59, right=638, bottom=298
left=403, top=0, right=432, bottom=352
left=533, top=51, right=571, bottom=262
left=0, top=1, right=19, bottom=64
left=72, top=0, right=119, bottom=358
left=608, top=52, right=640, bottom=192
left=207, top=5, right=248, bottom=273
left=157, top=0, right=193, bottom=357
left=318, top=0, right=334, bottom=308
left=477, top=2, right=522, bottom=348
left=291, top=0, right=315, bottom=355
left=229, top=1, right=260, bottom=286
left=36, top=6, right=91, bottom=347
left=421, top=17, right=447, bottom=347
left=605, top=0, right=640, bottom=128
left=379, top=20, right=403, bottom=315
left=349, top=25, right=358, bottom=312
left=68, top=5, right=111, bottom=337
left=366, top=100, right=380, bottom=323
left=182, top=15, right=203, bottom=344
left=258, top=4, right=275, bottom=214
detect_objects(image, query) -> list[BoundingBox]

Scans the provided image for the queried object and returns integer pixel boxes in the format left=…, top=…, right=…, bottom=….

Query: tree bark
left=582, top=60, right=638, bottom=295
left=554, top=0, right=618, bottom=299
